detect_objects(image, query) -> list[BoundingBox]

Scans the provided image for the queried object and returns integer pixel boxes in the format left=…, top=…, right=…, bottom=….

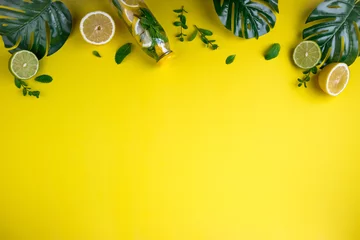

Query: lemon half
left=318, top=63, right=350, bottom=96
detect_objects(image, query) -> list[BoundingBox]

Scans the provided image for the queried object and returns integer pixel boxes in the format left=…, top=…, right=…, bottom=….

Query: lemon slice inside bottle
left=120, top=0, right=140, bottom=10
left=132, top=17, right=152, bottom=48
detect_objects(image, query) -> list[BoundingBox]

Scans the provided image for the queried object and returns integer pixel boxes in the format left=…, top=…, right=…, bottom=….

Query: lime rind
left=293, top=41, right=322, bottom=69
left=9, top=50, right=39, bottom=80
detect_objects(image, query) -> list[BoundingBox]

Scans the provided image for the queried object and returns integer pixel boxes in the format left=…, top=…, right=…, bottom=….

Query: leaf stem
left=194, top=25, right=217, bottom=49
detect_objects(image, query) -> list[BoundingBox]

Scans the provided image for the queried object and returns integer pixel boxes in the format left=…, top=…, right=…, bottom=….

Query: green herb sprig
left=15, top=78, right=40, bottom=98
left=298, top=66, right=318, bottom=88
left=173, top=6, right=188, bottom=42
left=138, top=8, right=168, bottom=43
left=190, top=25, right=218, bottom=50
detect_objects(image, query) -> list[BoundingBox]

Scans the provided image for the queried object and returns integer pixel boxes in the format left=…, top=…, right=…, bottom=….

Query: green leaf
left=298, top=78, right=303, bottom=83
left=303, top=69, right=311, bottom=74
left=226, top=55, right=236, bottom=65
left=23, top=88, right=27, bottom=96
left=0, top=0, right=73, bottom=60
left=173, top=21, right=182, bottom=27
left=200, top=36, right=209, bottom=44
left=188, top=29, right=198, bottom=41
left=115, top=43, right=132, bottom=64
left=298, top=83, right=303, bottom=87
left=14, top=78, right=21, bottom=89
left=179, top=15, right=186, bottom=25
left=31, top=91, right=40, bottom=98
left=311, top=67, right=318, bottom=74
left=212, top=44, right=219, bottom=50
left=182, top=24, right=188, bottom=29
left=176, top=33, right=182, bottom=37
left=264, top=43, right=281, bottom=60
left=198, top=28, right=213, bottom=36
left=173, top=9, right=183, bottom=13
left=92, top=51, right=101, bottom=58
left=303, top=0, right=360, bottom=66
left=180, top=37, right=184, bottom=42
left=35, top=75, right=53, bottom=83
left=213, top=0, right=279, bottom=39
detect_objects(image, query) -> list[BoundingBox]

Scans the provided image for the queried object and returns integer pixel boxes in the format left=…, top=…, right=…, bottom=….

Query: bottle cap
left=157, top=51, right=174, bottom=65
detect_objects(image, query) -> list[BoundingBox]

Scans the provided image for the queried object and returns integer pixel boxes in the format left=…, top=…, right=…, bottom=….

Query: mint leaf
left=265, top=43, right=281, bottom=60
left=198, top=28, right=213, bottom=36
left=188, top=29, right=198, bottom=41
left=115, top=43, right=132, bottom=64
left=14, top=78, right=21, bottom=89
left=92, top=51, right=101, bottom=58
left=35, top=75, right=53, bottom=83
left=226, top=55, right=236, bottom=65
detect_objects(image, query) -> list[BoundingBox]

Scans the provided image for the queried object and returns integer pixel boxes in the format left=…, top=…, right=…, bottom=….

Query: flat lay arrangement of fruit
left=0, top=0, right=358, bottom=98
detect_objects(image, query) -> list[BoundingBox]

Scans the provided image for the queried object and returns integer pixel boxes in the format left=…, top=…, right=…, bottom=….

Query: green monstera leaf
left=0, top=0, right=72, bottom=60
left=303, top=0, right=360, bottom=66
left=213, top=0, right=279, bottom=39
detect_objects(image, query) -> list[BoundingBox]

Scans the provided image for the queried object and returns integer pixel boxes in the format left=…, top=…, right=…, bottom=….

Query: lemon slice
left=122, top=8, right=134, bottom=26
left=132, top=17, right=152, bottom=48
left=293, top=41, right=322, bottom=69
left=80, top=11, right=115, bottom=45
left=120, top=0, right=139, bottom=10
left=318, top=63, right=350, bottom=96
left=9, top=50, right=39, bottom=80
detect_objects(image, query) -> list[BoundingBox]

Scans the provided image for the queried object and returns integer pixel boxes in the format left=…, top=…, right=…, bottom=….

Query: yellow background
left=0, top=0, right=359, bottom=239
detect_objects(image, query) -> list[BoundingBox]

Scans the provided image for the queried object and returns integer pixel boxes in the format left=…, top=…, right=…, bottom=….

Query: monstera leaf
left=0, top=0, right=72, bottom=60
left=213, top=0, right=279, bottom=39
left=303, top=0, right=360, bottom=66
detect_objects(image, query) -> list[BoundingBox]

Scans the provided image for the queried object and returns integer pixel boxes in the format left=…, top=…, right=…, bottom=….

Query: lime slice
left=293, top=41, right=322, bottom=69
left=132, top=17, right=152, bottom=48
left=9, top=50, right=39, bottom=80
left=318, top=63, right=350, bottom=96
left=80, top=11, right=115, bottom=45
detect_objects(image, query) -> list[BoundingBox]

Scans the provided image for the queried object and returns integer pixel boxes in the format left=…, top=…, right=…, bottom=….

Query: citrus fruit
left=122, top=8, right=135, bottom=26
left=318, top=63, right=350, bottom=96
left=132, top=17, right=152, bottom=48
left=80, top=11, right=115, bottom=45
left=9, top=50, right=39, bottom=80
left=119, top=0, right=139, bottom=10
left=293, top=41, right=322, bottom=69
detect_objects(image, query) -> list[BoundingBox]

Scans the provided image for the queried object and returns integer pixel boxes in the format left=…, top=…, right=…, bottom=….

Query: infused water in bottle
left=111, top=0, right=173, bottom=62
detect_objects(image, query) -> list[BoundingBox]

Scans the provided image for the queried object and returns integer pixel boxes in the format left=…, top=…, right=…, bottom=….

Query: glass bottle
left=111, top=0, right=173, bottom=62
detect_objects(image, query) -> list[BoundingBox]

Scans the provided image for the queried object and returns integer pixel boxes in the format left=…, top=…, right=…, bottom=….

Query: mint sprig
left=298, top=66, right=318, bottom=88
left=173, top=6, right=188, bottom=42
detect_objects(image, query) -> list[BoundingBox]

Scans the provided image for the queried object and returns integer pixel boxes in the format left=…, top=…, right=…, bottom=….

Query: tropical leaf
left=0, top=0, right=72, bottom=60
left=213, top=0, right=279, bottom=39
left=303, top=0, right=360, bottom=66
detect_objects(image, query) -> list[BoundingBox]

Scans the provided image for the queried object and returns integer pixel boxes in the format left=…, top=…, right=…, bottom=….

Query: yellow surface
left=0, top=0, right=359, bottom=239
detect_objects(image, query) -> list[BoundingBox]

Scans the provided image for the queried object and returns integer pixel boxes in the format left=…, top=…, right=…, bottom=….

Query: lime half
left=9, top=50, right=39, bottom=80
left=293, top=41, right=322, bottom=69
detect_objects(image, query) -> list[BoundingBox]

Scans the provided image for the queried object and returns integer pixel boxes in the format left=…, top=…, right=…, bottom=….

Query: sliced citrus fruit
left=132, top=17, right=152, bottom=48
left=9, top=50, right=39, bottom=80
left=80, top=11, right=115, bottom=45
left=318, top=63, right=350, bottom=96
left=122, top=8, right=134, bottom=26
left=293, top=41, right=322, bottom=69
left=119, top=0, right=140, bottom=10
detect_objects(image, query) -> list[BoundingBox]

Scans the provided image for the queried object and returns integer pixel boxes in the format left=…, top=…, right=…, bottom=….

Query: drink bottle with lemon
left=111, top=0, right=173, bottom=62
